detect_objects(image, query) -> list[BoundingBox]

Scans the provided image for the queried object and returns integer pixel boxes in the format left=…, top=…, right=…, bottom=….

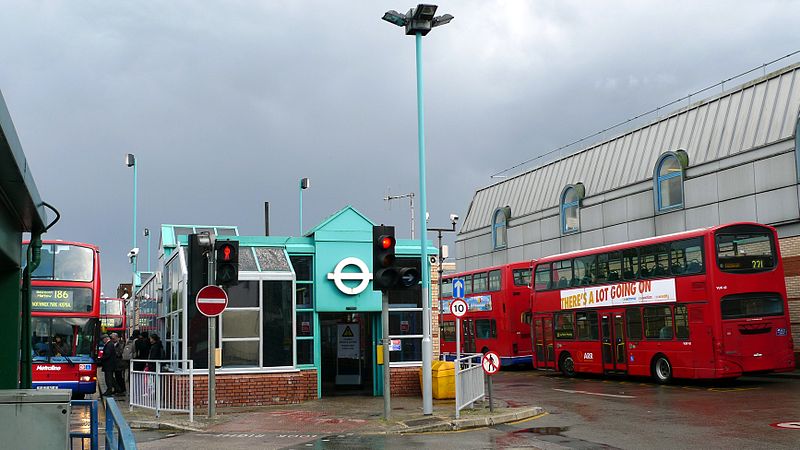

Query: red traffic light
left=221, top=245, right=233, bottom=261
left=380, top=236, right=395, bottom=250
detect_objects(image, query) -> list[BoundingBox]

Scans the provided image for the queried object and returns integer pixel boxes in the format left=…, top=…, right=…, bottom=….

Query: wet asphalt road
left=132, top=370, right=800, bottom=449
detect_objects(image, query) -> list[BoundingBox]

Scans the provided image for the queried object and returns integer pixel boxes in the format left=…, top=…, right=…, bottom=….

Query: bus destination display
left=32, top=288, right=74, bottom=310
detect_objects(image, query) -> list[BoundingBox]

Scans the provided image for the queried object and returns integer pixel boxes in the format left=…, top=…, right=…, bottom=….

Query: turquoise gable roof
left=304, top=205, right=375, bottom=241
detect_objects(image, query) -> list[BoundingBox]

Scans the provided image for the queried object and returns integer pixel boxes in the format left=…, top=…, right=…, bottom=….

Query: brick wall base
left=192, top=370, right=317, bottom=408
left=779, top=236, right=800, bottom=362
left=390, top=366, right=421, bottom=397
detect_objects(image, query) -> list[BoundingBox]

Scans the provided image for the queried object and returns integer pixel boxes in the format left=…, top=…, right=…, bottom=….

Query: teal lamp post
left=299, top=177, right=310, bottom=235
left=382, top=4, right=453, bottom=416
left=126, top=153, right=138, bottom=293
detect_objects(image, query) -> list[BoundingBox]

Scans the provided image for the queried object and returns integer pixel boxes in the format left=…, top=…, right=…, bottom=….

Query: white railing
left=129, top=359, right=193, bottom=422
left=454, top=353, right=485, bottom=419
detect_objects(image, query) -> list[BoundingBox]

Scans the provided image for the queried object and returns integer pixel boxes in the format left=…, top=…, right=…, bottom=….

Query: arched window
left=492, top=207, right=510, bottom=249
left=654, top=151, right=687, bottom=212
left=560, top=185, right=583, bottom=234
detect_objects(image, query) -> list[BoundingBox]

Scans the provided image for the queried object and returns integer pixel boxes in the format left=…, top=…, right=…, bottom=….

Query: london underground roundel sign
left=196, top=285, right=228, bottom=317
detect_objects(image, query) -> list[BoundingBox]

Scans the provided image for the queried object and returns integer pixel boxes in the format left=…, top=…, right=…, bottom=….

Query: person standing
left=111, top=333, right=126, bottom=395
left=99, top=334, right=118, bottom=396
left=147, top=333, right=164, bottom=372
left=135, top=331, right=150, bottom=371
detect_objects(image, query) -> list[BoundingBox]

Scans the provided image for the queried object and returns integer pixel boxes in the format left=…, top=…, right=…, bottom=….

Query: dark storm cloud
left=1, top=0, right=799, bottom=289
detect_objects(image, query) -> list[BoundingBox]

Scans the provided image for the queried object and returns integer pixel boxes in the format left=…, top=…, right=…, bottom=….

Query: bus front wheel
left=652, top=356, right=672, bottom=384
left=559, top=353, right=576, bottom=377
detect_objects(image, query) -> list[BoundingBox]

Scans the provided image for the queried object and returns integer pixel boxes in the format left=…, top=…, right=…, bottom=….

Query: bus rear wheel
left=71, top=392, right=85, bottom=400
left=652, top=356, right=672, bottom=384
left=559, top=353, right=576, bottom=377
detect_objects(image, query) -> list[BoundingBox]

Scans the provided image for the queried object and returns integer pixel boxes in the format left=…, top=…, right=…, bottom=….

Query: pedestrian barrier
left=70, top=399, right=98, bottom=450
left=454, top=353, right=485, bottom=418
left=129, top=359, right=194, bottom=422
left=105, top=397, right=137, bottom=450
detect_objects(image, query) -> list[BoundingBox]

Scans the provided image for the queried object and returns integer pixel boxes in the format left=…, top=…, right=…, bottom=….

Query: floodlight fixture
left=382, top=10, right=407, bottom=27
left=432, top=14, right=453, bottom=28
left=125, top=153, right=135, bottom=167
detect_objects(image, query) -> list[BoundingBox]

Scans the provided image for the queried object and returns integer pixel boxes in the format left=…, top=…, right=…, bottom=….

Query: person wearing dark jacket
left=147, top=333, right=164, bottom=372
left=134, top=331, right=150, bottom=371
left=99, top=334, right=118, bottom=396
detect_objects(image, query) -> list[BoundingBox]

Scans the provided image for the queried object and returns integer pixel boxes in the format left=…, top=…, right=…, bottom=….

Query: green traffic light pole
left=382, top=4, right=453, bottom=416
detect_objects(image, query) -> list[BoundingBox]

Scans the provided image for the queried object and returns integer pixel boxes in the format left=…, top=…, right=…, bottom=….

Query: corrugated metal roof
left=461, top=63, right=800, bottom=234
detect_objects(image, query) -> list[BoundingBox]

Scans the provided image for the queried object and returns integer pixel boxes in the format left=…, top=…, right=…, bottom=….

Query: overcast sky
left=2, top=1, right=799, bottom=292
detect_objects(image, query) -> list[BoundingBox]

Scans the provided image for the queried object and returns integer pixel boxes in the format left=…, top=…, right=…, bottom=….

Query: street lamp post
left=299, top=177, right=310, bottom=235
left=428, top=214, right=459, bottom=347
left=382, top=4, right=453, bottom=416
left=144, top=227, right=151, bottom=272
left=126, top=153, right=138, bottom=294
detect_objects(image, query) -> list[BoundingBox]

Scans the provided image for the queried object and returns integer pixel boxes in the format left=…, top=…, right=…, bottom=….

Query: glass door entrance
left=320, top=312, right=374, bottom=396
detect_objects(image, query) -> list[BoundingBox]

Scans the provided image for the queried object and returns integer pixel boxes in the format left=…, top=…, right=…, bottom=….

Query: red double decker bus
left=440, top=261, right=533, bottom=366
left=531, top=222, right=795, bottom=382
left=23, top=240, right=101, bottom=398
left=100, top=298, right=127, bottom=335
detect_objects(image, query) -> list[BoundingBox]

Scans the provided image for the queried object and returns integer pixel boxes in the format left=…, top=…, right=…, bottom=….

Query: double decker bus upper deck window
left=513, top=268, right=531, bottom=287
left=441, top=278, right=453, bottom=298
left=716, top=229, right=775, bottom=273
left=22, top=244, right=94, bottom=282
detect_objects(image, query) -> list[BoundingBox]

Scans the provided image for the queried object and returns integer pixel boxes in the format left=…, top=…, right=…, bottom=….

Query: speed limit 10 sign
left=450, top=298, right=468, bottom=318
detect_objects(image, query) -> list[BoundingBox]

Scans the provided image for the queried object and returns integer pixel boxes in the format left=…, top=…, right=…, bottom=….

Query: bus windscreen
left=716, top=231, right=775, bottom=272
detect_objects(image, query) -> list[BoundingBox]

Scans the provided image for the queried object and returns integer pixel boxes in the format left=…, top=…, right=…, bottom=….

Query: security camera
left=128, top=248, right=140, bottom=259
left=450, top=214, right=459, bottom=223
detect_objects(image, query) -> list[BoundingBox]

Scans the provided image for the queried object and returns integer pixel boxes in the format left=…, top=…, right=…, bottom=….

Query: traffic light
left=373, top=225, right=398, bottom=291
left=372, top=225, right=421, bottom=291
left=188, top=233, right=212, bottom=297
left=215, top=240, right=239, bottom=286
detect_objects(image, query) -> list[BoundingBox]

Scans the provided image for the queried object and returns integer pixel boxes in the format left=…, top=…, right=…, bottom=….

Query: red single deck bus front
left=440, top=261, right=533, bottom=366
left=531, top=222, right=794, bottom=382
left=23, top=241, right=101, bottom=398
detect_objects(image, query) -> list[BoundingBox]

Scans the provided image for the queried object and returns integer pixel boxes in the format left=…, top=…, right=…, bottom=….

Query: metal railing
left=70, top=399, right=98, bottom=450
left=105, top=397, right=137, bottom=450
left=454, top=353, right=485, bottom=418
left=129, top=359, right=194, bottom=421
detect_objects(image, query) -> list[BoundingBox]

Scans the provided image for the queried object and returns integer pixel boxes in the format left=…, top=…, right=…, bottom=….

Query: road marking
left=770, top=422, right=800, bottom=429
left=553, top=388, right=635, bottom=398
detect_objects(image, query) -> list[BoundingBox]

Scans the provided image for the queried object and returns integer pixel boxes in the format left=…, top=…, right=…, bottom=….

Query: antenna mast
left=383, top=192, right=415, bottom=239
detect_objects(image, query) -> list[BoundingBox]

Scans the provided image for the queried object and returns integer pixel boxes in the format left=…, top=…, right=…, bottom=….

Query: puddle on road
left=514, top=426, right=569, bottom=435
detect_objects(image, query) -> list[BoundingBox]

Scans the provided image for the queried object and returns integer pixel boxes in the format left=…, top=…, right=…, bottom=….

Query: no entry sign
left=196, top=285, right=228, bottom=317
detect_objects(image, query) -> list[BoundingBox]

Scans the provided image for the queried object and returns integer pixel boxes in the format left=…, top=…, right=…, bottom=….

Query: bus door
left=462, top=319, right=477, bottom=353
left=534, top=316, right=556, bottom=369
left=601, top=311, right=628, bottom=372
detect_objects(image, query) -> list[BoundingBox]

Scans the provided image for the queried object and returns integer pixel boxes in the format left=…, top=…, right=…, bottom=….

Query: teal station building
left=135, top=206, right=437, bottom=407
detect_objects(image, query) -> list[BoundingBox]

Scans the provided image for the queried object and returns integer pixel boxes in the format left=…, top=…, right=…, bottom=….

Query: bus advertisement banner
left=560, top=279, right=677, bottom=310
left=441, top=295, right=493, bottom=315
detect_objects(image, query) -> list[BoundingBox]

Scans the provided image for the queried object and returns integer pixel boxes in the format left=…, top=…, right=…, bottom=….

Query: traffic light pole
left=207, top=253, right=216, bottom=419
left=382, top=291, right=391, bottom=420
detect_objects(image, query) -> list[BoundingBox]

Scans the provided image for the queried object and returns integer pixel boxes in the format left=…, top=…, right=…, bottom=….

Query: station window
left=560, top=185, right=583, bottom=234
left=492, top=207, right=510, bottom=249
left=291, top=255, right=314, bottom=365
left=654, top=151, right=687, bottom=212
